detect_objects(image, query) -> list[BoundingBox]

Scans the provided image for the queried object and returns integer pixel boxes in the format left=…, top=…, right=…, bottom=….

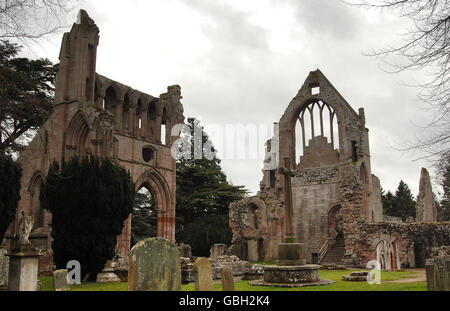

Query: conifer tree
left=175, top=118, right=247, bottom=256
left=0, top=154, right=21, bottom=242
left=40, top=156, right=134, bottom=278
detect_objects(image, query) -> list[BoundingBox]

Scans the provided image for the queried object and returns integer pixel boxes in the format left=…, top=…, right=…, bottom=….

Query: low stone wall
left=348, top=222, right=450, bottom=268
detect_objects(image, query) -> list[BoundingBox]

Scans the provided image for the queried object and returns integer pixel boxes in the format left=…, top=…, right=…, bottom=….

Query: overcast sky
left=26, top=0, right=441, bottom=197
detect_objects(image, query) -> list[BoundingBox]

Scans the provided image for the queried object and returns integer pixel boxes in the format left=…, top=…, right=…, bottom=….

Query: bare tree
left=0, top=0, right=78, bottom=43
left=344, top=0, right=449, bottom=169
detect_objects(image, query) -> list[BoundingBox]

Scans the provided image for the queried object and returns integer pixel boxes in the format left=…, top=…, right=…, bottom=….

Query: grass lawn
left=39, top=269, right=426, bottom=291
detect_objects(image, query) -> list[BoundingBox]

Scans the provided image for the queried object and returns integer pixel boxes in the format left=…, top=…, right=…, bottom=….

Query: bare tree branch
left=344, top=0, right=450, bottom=172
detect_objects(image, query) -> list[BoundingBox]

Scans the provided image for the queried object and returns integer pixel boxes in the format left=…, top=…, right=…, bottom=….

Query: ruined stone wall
left=292, top=166, right=340, bottom=262
left=2, top=10, right=185, bottom=273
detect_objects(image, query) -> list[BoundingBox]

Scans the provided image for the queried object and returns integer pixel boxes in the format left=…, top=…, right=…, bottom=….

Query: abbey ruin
left=1, top=10, right=449, bottom=279
left=229, top=70, right=450, bottom=269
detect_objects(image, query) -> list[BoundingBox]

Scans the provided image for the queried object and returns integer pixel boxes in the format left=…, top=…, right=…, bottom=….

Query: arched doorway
left=328, top=205, right=343, bottom=243
left=131, top=184, right=157, bottom=246
left=376, top=240, right=400, bottom=270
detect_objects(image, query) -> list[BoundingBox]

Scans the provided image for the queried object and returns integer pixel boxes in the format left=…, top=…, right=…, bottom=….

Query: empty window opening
left=270, top=170, right=276, bottom=188
left=136, top=100, right=143, bottom=132
left=296, top=101, right=339, bottom=163
left=311, top=86, right=320, bottom=95
left=142, top=147, right=154, bottom=163
left=123, top=94, right=130, bottom=129
left=352, top=140, right=358, bottom=162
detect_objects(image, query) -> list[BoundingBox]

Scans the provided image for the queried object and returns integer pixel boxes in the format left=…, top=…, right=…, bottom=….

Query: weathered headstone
left=179, top=243, right=192, bottom=258
left=53, top=269, right=70, bottom=291
left=194, top=257, right=214, bottom=291
left=221, top=266, right=234, bottom=291
left=210, top=244, right=227, bottom=259
left=0, top=248, right=9, bottom=288
left=426, top=255, right=450, bottom=291
left=128, top=237, right=181, bottom=291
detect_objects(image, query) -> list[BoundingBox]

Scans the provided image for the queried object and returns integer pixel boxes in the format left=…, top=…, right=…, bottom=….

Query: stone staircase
left=321, top=237, right=345, bottom=265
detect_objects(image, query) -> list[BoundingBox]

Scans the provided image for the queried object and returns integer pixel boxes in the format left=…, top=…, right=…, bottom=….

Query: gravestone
left=194, top=257, right=213, bottom=291
left=221, top=266, right=234, bottom=291
left=210, top=244, right=227, bottom=259
left=53, top=269, right=70, bottom=291
left=128, top=237, right=181, bottom=291
left=179, top=243, right=192, bottom=258
left=426, top=255, right=450, bottom=291
left=0, top=248, right=9, bottom=288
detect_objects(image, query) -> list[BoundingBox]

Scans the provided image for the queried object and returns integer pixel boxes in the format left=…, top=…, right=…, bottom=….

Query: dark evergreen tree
left=131, top=188, right=156, bottom=246
left=175, top=118, right=247, bottom=256
left=0, top=40, right=55, bottom=155
left=381, top=188, right=395, bottom=217
left=40, top=156, right=135, bottom=279
left=390, top=180, right=417, bottom=221
left=0, top=154, right=22, bottom=242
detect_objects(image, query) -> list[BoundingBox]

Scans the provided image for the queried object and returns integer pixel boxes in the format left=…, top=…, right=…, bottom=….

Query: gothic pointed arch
left=28, top=171, right=45, bottom=229
left=63, top=111, right=91, bottom=161
left=134, top=169, right=174, bottom=241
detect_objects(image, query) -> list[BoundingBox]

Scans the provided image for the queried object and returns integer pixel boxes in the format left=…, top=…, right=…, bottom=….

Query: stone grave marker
left=53, top=269, right=70, bottom=291
left=221, top=265, right=234, bottom=291
left=194, top=257, right=214, bottom=291
left=128, top=237, right=181, bottom=291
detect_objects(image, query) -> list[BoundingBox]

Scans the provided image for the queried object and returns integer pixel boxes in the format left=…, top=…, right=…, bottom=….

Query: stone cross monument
left=276, top=157, right=306, bottom=266
left=278, top=157, right=296, bottom=243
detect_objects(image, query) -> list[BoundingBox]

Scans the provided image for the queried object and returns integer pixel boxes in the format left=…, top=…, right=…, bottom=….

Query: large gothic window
left=295, top=101, right=339, bottom=166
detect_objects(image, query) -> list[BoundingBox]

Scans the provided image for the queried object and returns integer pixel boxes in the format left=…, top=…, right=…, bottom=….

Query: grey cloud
left=282, top=0, right=364, bottom=40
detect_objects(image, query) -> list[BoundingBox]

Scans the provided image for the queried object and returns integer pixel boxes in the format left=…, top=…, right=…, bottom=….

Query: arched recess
left=104, top=86, right=119, bottom=125
left=122, top=93, right=130, bottom=131
left=28, top=171, right=45, bottom=229
left=293, top=99, right=340, bottom=167
left=246, top=203, right=258, bottom=230
left=147, top=100, right=157, bottom=142
left=245, top=197, right=266, bottom=231
left=360, top=163, right=369, bottom=219
left=328, top=205, right=343, bottom=243
left=375, top=239, right=400, bottom=270
left=63, top=111, right=90, bottom=161
left=135, top=170, right=173, bottom=240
